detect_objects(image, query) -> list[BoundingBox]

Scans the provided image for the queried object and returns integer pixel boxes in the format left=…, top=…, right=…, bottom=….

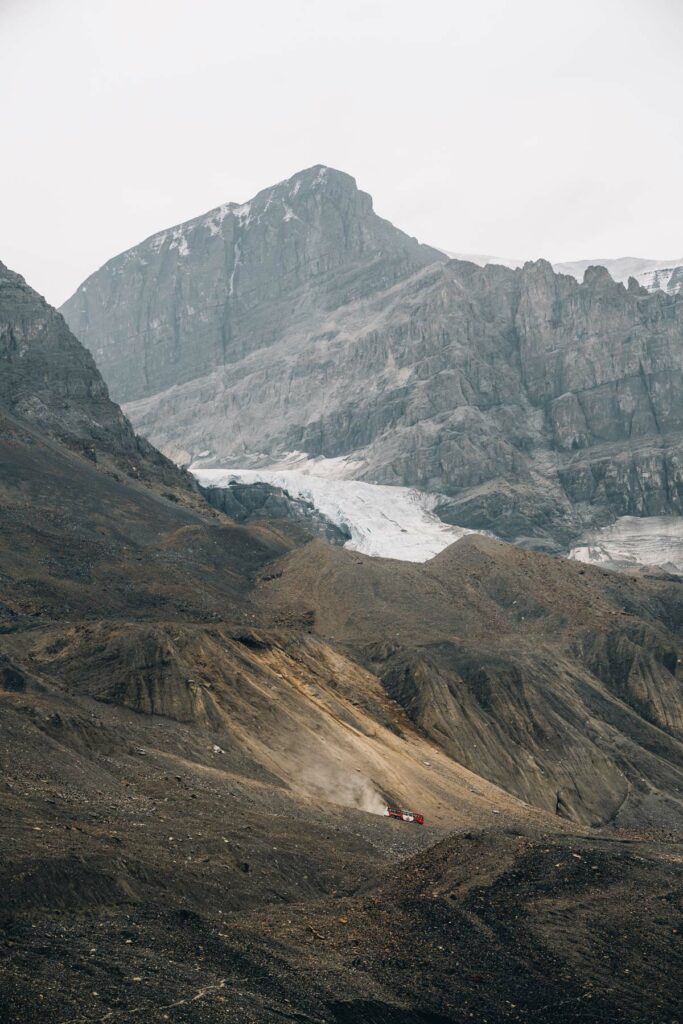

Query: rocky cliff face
left=60, top=170, right=683, bottom=549
left=638, top=263, right=683, bottom=295
left=0, top=261, right=188, bottom=490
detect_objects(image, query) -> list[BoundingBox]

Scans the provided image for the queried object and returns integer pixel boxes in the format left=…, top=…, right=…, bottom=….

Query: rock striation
left=61, top=169, right=683, bottom=548
left=261, top=533, right=683, bottom=829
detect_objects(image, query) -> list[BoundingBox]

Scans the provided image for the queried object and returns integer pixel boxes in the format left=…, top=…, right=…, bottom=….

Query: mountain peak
left=225, top=163, right=366, bottom=226
left=273, top=163, right=356, bottom=191
left=61, top=169, right=443, bottom=408
left=582, top=264, right=615, bottom=287
left=522, top=257, right=555, bottom=275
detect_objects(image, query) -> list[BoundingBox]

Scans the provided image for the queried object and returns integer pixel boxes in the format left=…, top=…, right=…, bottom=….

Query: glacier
left=193, top=467, right=473, bottom=561
left=194, top=463, right=683, bottom=571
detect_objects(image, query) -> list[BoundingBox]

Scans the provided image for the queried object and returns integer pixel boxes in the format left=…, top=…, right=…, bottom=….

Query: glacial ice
left=193, top=466, right=472, bottom=562
left=194, top=461, right=683, bottom=571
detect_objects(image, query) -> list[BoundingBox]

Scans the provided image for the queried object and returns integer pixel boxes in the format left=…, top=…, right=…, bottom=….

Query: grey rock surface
left=60, top=169, right=683, bottom=548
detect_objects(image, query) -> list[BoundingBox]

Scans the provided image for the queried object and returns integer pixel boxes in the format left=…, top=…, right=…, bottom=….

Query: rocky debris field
left=2, top=748, right=681, bottom=1024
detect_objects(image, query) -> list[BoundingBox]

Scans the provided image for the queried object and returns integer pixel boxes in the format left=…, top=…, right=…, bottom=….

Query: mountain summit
left=60, top=165, right=443, bottom=404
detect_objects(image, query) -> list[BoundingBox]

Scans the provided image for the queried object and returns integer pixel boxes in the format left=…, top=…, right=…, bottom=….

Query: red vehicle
left=386, top=806, right=425, bottom=825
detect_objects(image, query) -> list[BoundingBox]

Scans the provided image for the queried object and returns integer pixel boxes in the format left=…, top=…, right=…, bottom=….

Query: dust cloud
left=299, top=761, right=388, bottom=816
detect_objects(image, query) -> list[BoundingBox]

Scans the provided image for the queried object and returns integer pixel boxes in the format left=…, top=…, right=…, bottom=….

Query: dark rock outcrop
left=201, top=480, right=350, bottom=545
left=0, top=261, right=190, bottom=491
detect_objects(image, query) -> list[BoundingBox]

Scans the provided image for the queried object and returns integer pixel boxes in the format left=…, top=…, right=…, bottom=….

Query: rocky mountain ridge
left=260, top=534, right=683, bottom=829
left=454, top=253, right=683, bottom=295
left=121, top=260, right=683, bottom=549
left=60, top=169, right=683, bottom=550
left=554, top=255, right=683, bottom=294
left=6, top=254, right=683, bottom=829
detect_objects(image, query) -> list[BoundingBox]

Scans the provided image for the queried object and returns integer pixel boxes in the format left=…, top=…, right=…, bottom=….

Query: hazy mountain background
left=449, top=252, right=683, bottom=295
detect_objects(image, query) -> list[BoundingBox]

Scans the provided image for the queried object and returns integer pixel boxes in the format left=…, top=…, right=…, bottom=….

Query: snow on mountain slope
left=193, top=467, right=473, bottom=561
left=193, top=449, right=368, bottom=480
left=638, top=266, right=683, bottom=295
left=570, top=516, right=683, bottom=573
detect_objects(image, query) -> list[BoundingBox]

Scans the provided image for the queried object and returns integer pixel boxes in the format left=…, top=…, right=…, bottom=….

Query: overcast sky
left=2, top=0, right=682, bottom=306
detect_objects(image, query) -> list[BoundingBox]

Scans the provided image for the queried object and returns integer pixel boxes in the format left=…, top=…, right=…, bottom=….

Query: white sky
left=2, top=0, right=682, bottom=306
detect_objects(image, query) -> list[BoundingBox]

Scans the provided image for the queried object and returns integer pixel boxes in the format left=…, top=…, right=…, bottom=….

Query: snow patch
left=233, top=202, right=251, bottom=225
left=193, top=466, right=473, bottom=561
left=228, top=240, right=241, bottom=297
left=204, top=201, right=252, bottom=237
left=639, top=267, right=683, bottom=295
left=191, top=450, right=367, bottom=479
left=271, top=452, right=366, bottom=480
left=205, top=208, right=229, bottom=236
left=169, top=229, right=190, bottom=257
